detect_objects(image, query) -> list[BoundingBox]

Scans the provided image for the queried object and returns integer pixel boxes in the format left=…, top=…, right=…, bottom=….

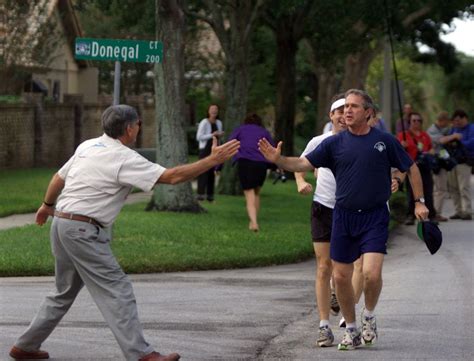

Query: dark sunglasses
left=136, top=119, right=142, bottom=127
left=411, top=118, right=422, bottom=123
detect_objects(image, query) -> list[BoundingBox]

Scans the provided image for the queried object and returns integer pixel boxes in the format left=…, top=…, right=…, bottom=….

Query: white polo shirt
left=300, top=132, right=336, bottom=209
left=56, top=134, right=166, bottom=227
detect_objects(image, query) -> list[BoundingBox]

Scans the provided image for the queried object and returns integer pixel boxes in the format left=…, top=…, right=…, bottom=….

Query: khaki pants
left=433, top=169, right=449, bottom=215
left=15, top=218, right=154, bottom=361
left=448, top=164, right=472, bottom=216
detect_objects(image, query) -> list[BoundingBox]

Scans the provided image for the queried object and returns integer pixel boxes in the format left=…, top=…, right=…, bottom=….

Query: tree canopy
left=71, top=0, right=474, bottom=201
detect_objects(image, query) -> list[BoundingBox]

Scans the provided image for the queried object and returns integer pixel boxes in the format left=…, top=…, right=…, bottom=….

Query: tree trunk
left=149, top=0, right=202, bottom=212
left=315, top=67, right=339, bottom=134
left=187, top=0, right=263, bottom=194
left=341, top=41, right=383, bottom=90
left=274, top=21, right=297, bottom=156
left=217, top=46, right=249, bottom=195
left=341, top=52, right=370, bottom=90
left=307, top=38, right=341, bottom=135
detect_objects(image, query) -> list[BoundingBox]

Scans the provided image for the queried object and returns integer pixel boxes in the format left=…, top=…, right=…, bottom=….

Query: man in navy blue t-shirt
left=259, top=89, right=429, bottom=351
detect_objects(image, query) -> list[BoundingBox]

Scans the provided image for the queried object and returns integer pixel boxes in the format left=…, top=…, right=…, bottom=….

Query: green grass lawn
left=0, top=167, right=149, bottom=218
left=0, top=179, right=317, bottom=276
left=0, top=169, right=406, bottom=277
left=0, top=168, right=56, bottom=217
left=0, top=156, right=199, bottom=218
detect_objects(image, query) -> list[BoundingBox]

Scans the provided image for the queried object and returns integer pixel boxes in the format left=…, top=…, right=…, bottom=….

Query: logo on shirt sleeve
left=374, top=141, right=386, bottom=152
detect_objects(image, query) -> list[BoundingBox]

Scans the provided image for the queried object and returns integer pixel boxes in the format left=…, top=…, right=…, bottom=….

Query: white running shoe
left=316, top=325, right=334, bottom=347
left=361, top=310, right=377, bottom=345
left=337, top=327, right=361, bottom=351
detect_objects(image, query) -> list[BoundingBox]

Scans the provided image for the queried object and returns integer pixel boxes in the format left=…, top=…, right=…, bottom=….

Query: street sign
left=75, top=38, right=163, bottom=63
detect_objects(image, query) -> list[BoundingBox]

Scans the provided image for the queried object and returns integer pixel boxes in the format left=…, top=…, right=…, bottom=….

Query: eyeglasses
left=411, top=118, right=422, bottom=123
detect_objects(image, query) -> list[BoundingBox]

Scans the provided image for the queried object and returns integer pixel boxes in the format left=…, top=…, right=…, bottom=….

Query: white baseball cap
left=330, top=98, right=345, bottom=112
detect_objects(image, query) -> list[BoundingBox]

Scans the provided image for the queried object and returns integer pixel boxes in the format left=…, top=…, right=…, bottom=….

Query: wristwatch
left=414, top=197, right=425, bottom=204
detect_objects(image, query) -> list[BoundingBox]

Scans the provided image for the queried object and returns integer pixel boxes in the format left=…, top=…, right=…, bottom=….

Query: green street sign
left=75, top=38, right=163, bottom=63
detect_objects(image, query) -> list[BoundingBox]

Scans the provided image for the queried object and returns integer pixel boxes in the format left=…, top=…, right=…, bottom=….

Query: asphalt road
left=1, top=182, right=473, bottom=360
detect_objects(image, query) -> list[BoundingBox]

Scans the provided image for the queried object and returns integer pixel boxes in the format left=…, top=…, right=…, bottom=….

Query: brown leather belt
left=54, top=211, right=103, bottom=228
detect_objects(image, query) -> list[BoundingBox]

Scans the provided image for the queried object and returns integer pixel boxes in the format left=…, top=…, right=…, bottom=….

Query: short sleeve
left=387, top=136, right=413, bottom=172
left=118, top=151, right=166, bottom=191
left=58, top=155, right=76, bottom=179
left=301, top=137, right=319, bottom=158
left=305, top=139, right=332, bottom=169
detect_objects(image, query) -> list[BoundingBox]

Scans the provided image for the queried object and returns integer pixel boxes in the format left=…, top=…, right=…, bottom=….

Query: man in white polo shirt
left=9, top=105, right=240, bottom=361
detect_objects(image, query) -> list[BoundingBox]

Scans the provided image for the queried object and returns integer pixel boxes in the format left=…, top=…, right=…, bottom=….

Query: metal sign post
left=113, top=61, right=121, bottom=105
left=74, top=38, right=163, bottom=105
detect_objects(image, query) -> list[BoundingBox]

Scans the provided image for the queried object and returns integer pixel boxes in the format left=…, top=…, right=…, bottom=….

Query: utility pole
left=382, top=38, right=392, bottom=132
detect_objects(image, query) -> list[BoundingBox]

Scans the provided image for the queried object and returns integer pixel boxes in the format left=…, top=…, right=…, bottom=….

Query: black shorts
left=311, top=201, right=333, bottom=242
left=237, top=159, right=268, bottom=190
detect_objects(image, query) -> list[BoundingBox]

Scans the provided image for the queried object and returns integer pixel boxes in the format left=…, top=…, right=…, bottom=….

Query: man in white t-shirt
left=295, top=95, right=347, bottom=347
left=9, top=105, right=240, bottom=361
left=322, top=121, right=333, bottom=134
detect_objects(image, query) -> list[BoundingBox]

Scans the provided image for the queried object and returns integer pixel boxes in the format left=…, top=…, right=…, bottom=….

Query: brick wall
left=41, top=104, right=76, bottom=167
left=0, top=104, right=35, bottom=168
left=82, top=105, right=105, bottom=141
left=0, top=100, right=165, bottom=169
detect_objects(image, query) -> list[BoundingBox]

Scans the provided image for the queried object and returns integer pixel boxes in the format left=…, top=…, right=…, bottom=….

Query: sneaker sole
left=317, top=341, right=334, bottom=347
left=337, top=343, right=359, bottom=351
left=362, top=336, right=377, bottom=346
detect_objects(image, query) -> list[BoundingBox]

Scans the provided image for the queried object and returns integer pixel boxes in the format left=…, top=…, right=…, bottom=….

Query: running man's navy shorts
left=330, top=204, right=389, bottom=263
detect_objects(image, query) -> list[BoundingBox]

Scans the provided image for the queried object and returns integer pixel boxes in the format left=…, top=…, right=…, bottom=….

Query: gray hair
left=344, top=89, right=375, bottom=110
left=101, top=105, right=139, bottom=138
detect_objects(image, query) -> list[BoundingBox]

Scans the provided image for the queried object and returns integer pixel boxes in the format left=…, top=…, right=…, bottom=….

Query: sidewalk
left=0, top=192, right=153, bottom=230
left=0, top=177, right=203, bottom=230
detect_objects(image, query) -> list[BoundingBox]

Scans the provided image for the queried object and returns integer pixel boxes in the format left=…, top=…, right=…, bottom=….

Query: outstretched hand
left=210, top=137, right=240, bottom=164
left=258, top=139, right=282, bottom=164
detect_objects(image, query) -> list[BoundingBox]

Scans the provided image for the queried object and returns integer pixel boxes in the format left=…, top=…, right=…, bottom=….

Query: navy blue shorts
left=330, top=204, right=390, bottom=263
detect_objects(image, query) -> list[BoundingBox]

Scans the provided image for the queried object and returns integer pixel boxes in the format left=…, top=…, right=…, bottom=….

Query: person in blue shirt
left=444, top=109, right=474, bottom=220
left=258, top=89, right=429, bottom=351
left=367, top=105, right=388, bottom=133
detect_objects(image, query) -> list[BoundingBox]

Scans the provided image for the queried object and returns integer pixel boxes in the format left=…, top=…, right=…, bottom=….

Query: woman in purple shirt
left=228, top=114, right=275, bottom=232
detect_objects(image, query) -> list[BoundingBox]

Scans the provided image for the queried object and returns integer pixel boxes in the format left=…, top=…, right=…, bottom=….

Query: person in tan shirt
left=9, top=105, right=239, bottom=361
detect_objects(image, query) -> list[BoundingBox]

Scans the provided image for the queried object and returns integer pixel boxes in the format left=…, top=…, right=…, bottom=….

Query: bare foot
left=249, top=222, right=259, bottom=232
